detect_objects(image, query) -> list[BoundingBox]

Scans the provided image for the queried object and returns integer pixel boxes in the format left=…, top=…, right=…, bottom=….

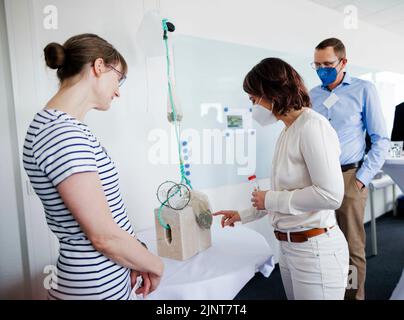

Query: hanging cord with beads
left=157, top=19, right=193, bottom=229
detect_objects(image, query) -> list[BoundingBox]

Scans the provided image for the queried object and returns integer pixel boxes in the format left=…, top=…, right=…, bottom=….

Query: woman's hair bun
left=44, top=42, right=65, bottom=69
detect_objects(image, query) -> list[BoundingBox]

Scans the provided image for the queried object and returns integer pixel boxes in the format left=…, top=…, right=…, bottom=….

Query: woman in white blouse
left=213, top=57, right=349, bottom=300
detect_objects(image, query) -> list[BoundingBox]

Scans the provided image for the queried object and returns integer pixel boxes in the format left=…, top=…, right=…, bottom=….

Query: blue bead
left=183, top=148, right=188, bottom=153
left=224, top=107, right=229, bottom=112
left=184, top=156, right=189, bottom=161
left=182, top=141, right=187, bottom=146
left=185, top=171, right=191, bottom=176
left=185, top=164, right=190, bottom=168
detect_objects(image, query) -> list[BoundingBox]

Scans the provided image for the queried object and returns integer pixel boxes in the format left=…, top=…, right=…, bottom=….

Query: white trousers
left=278, top=225, right=349, bottom=300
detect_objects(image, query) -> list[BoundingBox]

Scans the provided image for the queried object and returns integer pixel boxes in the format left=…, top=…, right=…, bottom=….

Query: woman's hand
left=135, top=272, right=151, bottom=297
left=212, top=210, right=241, bottom=228
left=251, top=190, right=268, bottom=210
left=130, top=269, right=140, bottom=289
left=355, top=179, right=364, bottom=190
left=132, top=270, right=161, bottom=297
left=149, top=272, right=162, bottom=293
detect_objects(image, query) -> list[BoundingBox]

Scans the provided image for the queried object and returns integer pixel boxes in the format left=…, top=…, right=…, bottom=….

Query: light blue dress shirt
left=310, top=72, right=390, bottom=187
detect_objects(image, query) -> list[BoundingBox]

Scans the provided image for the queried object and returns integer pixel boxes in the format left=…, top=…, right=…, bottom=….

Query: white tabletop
left=133, top=224, right=275, bottom=300
left=391, top=268, right=404, bottom=300
left=384, top=156, right=404, bottom=165
left=383, top=156, right=404, bottom=191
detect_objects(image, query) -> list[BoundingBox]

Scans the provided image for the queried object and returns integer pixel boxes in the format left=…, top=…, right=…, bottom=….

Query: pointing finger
left=212, top=211, right=223, bottom=216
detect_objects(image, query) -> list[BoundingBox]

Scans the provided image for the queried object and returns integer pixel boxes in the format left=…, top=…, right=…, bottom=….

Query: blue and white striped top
left=23, top=109, right=135, bottom=300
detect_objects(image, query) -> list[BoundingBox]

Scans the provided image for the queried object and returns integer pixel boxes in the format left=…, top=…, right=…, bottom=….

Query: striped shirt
left=23, top=109, right=135, bottom=300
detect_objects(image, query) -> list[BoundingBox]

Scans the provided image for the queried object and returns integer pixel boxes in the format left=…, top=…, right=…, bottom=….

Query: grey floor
left=235, top=211, right=404, bottom=300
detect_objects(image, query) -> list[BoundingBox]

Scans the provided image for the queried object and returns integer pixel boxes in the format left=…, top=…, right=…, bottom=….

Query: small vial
left=248, top=175, right=260, bottom=191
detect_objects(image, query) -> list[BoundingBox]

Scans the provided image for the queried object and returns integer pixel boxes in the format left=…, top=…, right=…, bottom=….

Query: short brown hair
left=243, top=57, right=311, bottom=116
left=44, top=33, right=127, bottom=83
left=315, top=38, right=346, bottom=59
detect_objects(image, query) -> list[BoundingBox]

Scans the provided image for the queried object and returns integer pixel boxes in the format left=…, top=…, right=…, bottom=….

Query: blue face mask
left=316, top=67, right=338, bottom=86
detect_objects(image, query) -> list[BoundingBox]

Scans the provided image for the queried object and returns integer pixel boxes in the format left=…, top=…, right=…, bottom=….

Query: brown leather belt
left=274, top=226, right=335, bottom=243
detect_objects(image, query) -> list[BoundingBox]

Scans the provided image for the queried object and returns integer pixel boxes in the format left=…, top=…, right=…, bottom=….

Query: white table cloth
left=133, top=224, right=275, bottom=300
left=382, top=156, right=404, bottom=191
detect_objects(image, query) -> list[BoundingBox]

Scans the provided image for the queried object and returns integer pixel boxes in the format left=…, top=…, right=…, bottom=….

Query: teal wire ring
left=156, top=182, right=191, bottom=229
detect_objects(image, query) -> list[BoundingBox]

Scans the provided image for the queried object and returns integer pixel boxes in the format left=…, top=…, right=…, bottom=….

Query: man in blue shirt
left=310, top=38, right=389, bottom=300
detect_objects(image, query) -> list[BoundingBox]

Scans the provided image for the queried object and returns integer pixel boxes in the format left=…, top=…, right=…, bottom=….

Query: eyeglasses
left=310, top=59, right=341, bottom=70
left=249, top=95, right=263, bottom=105
left=107, top=64, right=127, bottom=87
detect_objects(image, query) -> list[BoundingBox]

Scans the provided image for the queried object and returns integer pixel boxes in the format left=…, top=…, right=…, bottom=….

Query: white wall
left=0, top=0, right=29, bottom=299
left=2, top=0, right=403, bottom=299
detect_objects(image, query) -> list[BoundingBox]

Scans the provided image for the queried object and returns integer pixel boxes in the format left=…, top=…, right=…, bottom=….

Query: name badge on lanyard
left=323, top=92, right=339, bottom=109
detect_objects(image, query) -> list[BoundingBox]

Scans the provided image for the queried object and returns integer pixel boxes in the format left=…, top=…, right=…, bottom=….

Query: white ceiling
left=309, top=0, right=404, bottom=36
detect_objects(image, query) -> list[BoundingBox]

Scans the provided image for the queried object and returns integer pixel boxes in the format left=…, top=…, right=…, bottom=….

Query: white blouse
left=239, top=108, right=344, bottom=231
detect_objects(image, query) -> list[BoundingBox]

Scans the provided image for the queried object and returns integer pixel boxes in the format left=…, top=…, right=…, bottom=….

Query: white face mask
left=251, top=96, right=278, bottom=126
